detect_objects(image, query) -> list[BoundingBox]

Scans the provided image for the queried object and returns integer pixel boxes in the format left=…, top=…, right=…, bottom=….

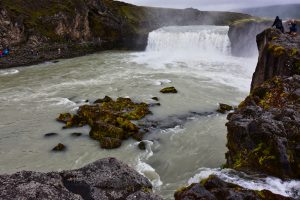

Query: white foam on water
left=153, top=79, right=172, bottom=86
left=0, top=69, right=19, bottom=76
left=188, top=168, right=300, bottom=198
left=49, top=97, right=77, bottom=107
left=133, top=140, right=163, bottom=189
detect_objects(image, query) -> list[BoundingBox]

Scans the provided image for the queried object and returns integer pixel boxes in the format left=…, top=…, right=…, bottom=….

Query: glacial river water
left=0, top=26, right=299, bottom=199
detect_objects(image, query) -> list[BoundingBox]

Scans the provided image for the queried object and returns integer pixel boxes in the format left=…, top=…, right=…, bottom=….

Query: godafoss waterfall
left=0, top=26, right=299, bottom=199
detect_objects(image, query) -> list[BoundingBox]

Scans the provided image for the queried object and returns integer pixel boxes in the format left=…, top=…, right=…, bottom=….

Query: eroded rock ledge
left=0, top=157, right=162, bottom=200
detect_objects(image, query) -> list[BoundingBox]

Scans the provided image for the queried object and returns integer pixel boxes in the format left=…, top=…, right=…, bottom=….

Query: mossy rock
left=94, top=96, right=113, bottom=104
left=99, top=137, right=122, bottom=149
left=217, top=103, right=233, bottom=114
left=160, top=87, right=178, bottom=94
left=57, top=96, right=150, bottom=149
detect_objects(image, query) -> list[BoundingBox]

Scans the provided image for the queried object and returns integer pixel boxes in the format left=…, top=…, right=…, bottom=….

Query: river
left=0, top=25, right=299, bottom=199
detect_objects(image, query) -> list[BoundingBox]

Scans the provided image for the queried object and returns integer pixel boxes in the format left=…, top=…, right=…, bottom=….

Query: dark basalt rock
left=44, top=132, right=58, bottom=137
left=138, top=141, right=146, bottom=150
left=71, top=132, right=82, bottom=137
left=52, top=143, right=66, bottom=151
left=0, top=158, right=162, bottom=200
left=175, top=175, right=292, bottom=200
left=217, top=103, right=233, bottom=114
left=152, top=97, right=159, bottom=101
left=251, top=28, right=300, bottom=91
left=160, top=87, right=178, bottom=93
left=226, top=75, right=300, bottom=179
left=57, top=97, right=151, bottom=149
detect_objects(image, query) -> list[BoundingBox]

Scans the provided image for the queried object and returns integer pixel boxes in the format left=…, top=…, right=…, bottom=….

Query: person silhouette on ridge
left=272, top=16, right=284, bottom=33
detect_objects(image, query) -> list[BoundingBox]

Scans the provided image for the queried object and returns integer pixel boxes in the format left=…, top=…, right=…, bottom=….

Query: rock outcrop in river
left=57, top=96, right=150, bottom=149
left=0, top=157, right=162, bottom=200
left=0, top=0, right=250, bottom=68
left=175, top=175, right=292, bottom=200
left=226, top=29, right=300, bottom=179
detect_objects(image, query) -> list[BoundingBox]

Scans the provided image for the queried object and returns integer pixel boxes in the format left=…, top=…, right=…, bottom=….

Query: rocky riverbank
left=0, top=0, right=251, bottom=69
left=0, top=157, right=162, bottom=200
left=175, top=29, right=300, bottom=199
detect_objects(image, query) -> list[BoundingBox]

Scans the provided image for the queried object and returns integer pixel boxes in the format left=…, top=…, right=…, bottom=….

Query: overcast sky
left=119, top=0, right=300, bottom=11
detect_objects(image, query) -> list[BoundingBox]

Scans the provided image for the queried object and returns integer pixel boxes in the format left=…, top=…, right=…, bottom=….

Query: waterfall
left=146, top=25, right=231, bottom=56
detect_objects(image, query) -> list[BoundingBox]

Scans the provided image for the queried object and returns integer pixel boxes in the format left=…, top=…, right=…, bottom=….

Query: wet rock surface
left=57, top=96, right=151, bottom=149
left=175, top=175, right=292, bottom=200
left=226, top=75, right=300, bottom=179
left=0, top=157, right=162, bottom=200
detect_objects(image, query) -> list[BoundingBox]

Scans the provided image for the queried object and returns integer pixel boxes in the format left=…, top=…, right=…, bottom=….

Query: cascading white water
left=146, top=25, right=231, bottom=56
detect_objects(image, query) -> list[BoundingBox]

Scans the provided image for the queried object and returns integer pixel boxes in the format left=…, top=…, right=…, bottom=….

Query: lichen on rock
left=226, top=75, right=300, bottom=179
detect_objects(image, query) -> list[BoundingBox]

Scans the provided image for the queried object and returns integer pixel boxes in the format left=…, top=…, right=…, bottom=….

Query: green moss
left=290, top=48, right=299, bottom=57
left=233, top=152, right=243, bottom=168
left=160, top=87, right=178, bottom=94
left=255, top=190, right=266, bottom=198
left=273, top=46, right=286, bottom=57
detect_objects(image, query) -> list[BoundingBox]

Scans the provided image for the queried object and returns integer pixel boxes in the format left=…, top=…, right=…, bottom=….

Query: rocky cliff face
left=0, top=0, right=250, bottom=68
left=0, top=157, right=162, bottom=200
left=225, top=29, right=300, bottom=179
left=251, top=28, right=300, bottom=90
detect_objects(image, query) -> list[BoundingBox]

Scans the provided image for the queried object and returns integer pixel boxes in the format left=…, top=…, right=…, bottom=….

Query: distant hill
left=237, top=4, right=300, bottom=20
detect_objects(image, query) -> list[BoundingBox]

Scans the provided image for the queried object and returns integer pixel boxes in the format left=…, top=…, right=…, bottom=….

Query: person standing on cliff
left=288, top=20, right=298, bottom=36
left=272, top=16, right=284, bottom=33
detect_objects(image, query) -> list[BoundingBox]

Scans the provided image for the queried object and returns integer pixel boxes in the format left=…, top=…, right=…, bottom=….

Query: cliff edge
left=226, top=29, right=300, bottom=179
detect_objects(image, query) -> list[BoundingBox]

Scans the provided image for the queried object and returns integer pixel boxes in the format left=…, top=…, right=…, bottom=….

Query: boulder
left=52, top=143, right=66, bottom=151
left=160, top=87, right=178, bottom=93
left=217, top=103, right=234, bottom=114
left=0, top=158, right=162, bottom=200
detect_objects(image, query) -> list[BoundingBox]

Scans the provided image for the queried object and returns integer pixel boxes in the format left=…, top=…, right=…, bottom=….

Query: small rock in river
left=52, top=143, right=66, bottom=151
